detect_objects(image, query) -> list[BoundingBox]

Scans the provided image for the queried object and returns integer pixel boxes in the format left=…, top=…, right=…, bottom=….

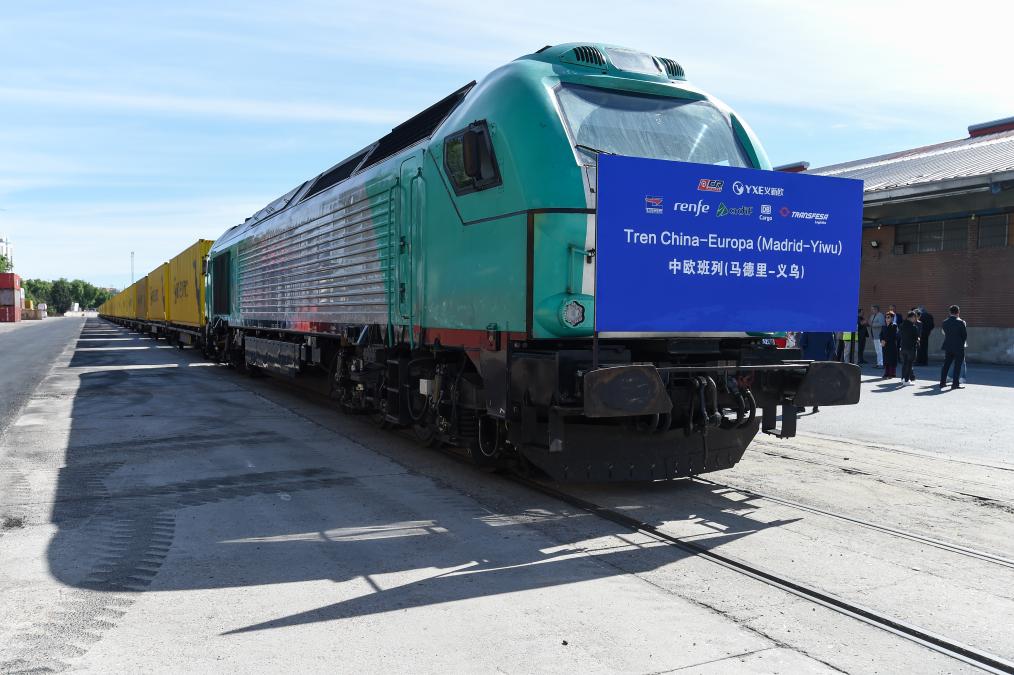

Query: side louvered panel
left=236, top=186, right=394, bottom=327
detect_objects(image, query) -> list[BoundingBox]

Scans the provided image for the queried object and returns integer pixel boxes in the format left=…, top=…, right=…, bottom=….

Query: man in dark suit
left=939, top=305, right=968, bottom=389
left=916, top=306, right=935, bottom=365
left=899, top=311, right=920, bottom=384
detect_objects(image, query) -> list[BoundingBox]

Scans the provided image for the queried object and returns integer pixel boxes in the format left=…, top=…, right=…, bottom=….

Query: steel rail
left=511, top=474, right=1014, bottom=675
left=693, top=477, right=1014, bottom=570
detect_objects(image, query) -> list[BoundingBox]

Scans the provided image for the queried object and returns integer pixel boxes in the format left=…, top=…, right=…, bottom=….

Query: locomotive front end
left=496, top=44, right=864, bottom=481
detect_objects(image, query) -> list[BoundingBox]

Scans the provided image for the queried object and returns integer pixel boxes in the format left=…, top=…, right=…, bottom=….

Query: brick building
left=808, top=116, right=1014, bottom=364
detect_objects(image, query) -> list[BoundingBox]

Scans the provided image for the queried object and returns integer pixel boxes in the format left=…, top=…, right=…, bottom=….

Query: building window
left=977, top=214, right=1009, bottom=248
left=893, top=220, right=967, bottom=254
left=941, top=220, right=967, bottom=251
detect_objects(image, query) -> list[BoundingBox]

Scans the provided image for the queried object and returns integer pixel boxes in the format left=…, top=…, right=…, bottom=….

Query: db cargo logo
left=697, top=179, right=724, bottom=192
left=644, top=196, right=663, bottom=214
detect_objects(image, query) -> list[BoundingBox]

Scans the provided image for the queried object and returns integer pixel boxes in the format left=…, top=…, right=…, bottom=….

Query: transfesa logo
left=644, top=196, right=663, bottom=214
left=697, top=179, right=724, bottom=192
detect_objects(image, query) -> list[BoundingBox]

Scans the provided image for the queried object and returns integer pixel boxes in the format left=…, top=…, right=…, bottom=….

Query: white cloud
left=0, top=86, right=408, bottom=124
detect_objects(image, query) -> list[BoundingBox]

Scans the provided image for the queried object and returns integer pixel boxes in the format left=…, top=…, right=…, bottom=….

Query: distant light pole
left=130, top=251, right=134, bottom=284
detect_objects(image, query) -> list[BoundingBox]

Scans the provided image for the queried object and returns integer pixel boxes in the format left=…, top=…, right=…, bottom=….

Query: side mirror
left=202, top=256, right=210, bottom=276
left=461, top=129, right=483, bottom=179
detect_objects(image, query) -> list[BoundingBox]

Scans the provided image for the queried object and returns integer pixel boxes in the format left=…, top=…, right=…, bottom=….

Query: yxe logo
left=732, top=180, right=785, bottom=197
left=697, top=178, right=724, bottom=192
left=644, top=196, right=664, bottom=214
left=716, top=202, right=753, bottom=217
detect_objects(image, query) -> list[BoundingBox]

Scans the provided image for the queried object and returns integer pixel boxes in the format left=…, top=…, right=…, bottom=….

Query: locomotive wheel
left=413, top=419, right=442, bottom=448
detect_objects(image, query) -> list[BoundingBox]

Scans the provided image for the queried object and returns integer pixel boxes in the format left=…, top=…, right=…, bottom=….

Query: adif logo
left=733, top=180, right=785, bottom=197
left=645, top=196, right=663, bottom=214
left=716, top=202, right=753, bottom=217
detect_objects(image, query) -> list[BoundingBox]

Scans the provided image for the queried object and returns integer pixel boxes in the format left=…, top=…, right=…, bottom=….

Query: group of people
left=796, top=304, right=969, bottom=414
left=862, top=304, right=969, bottom=388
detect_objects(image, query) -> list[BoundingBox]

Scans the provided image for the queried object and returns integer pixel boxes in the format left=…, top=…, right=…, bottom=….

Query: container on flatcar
left=147, top=263, right=170, bottom=323
left=170, top=239, right=212, bottom=328
left=133, top=277, right=148, bottom=321
left=123, top=282, right=136, bottom=320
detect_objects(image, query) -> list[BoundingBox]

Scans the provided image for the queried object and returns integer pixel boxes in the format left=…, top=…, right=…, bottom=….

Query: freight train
left=101, top=43, right=860, bottom=482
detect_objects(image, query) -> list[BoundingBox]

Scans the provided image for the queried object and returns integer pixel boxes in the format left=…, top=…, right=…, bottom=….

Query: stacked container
left=0, top=273, right=22, bottom=322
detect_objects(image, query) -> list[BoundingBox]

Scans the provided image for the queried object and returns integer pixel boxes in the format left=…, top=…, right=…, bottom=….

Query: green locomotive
left=204, top=43, right=859, bottom=481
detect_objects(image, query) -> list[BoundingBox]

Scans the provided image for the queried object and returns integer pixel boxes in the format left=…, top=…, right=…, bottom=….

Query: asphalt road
left=1, top=318, right=1011, bottom=673
left=793, top=361, right=1014, bottom=466
left=0, top=318, right=86, bottom=438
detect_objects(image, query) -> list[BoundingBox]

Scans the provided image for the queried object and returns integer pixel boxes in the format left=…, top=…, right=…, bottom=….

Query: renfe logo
left=697, top=178, right=723, bottom=192
left=644, top=196, right=663, bottom=214
left=673, top=199, right=710, bottom=216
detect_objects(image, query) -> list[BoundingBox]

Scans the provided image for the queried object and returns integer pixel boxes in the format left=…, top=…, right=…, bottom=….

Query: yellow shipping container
left=134, top=277, right=148, bottom=320
left=147, top=263, right=170, bottom=322
left=169, top=239, right=213, bottom=328
left=122, top=283, right=136, bottom=320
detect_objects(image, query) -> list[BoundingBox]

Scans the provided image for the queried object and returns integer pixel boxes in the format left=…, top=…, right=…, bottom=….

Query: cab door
left=397, top=154, right=424, bottom=326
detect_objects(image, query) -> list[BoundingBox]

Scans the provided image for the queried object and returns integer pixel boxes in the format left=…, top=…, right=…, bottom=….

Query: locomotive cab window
left=443, top=121, right=501, bottom=195
left=211, top=253, right=231, bottom=314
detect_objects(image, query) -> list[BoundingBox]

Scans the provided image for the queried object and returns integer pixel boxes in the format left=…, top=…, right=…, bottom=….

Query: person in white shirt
left=869, top=304, right=886, bottom=368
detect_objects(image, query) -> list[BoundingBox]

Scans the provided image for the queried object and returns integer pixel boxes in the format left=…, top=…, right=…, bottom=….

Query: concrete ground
left=793, top=360, right=1014, bottom=465
left=1, top=318, right=1012, bottom=673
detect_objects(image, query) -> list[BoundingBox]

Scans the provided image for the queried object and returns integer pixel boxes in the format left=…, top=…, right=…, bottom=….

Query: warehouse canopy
left=807, top=116, right=1014, bottom=222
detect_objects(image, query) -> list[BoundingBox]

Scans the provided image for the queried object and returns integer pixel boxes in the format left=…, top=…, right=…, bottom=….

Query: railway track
left=513, top=475, right=1014, bottom=675
left=692, top=477, right=1014, bottom=570
left=755, top=443, right=1014, bottom=506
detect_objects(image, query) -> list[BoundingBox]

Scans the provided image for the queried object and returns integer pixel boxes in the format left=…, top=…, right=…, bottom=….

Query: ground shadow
left=4, top=318, right=801, bottom=669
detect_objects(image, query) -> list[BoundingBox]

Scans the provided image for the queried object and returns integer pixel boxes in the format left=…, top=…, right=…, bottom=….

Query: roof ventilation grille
left=570, top=45, right=606, bottom=67
left=657, top=57, right=686, bottom=80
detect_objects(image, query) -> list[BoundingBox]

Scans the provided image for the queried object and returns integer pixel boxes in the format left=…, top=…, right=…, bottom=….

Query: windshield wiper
left=575, top=143, right=615, bottom=156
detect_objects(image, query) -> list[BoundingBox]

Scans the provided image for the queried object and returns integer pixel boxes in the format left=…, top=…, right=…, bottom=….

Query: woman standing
left=880, top=311, right=900, bottom=378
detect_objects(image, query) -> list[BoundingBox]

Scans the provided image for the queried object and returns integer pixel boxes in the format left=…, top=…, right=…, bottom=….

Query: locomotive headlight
left=562, top=300, right=585, bottom=327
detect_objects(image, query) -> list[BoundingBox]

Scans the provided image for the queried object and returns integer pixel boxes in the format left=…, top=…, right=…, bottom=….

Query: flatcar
left=103, top=43, right=860, bottom=482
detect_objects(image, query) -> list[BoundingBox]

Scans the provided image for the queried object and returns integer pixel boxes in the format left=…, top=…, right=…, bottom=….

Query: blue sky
left=2, top=0, right=1012, bottom=289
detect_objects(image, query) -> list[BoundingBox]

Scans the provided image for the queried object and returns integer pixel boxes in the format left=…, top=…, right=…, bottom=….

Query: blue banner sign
left=595, top=155, right=863, bottom=333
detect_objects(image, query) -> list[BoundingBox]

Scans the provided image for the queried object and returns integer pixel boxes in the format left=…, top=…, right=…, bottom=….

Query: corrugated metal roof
left=808, top=128, right=1014, bottom=193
